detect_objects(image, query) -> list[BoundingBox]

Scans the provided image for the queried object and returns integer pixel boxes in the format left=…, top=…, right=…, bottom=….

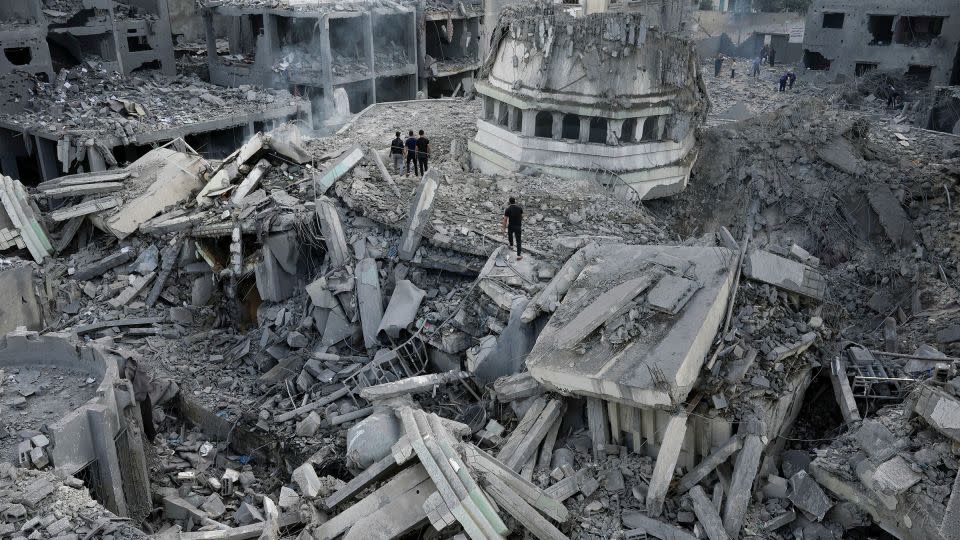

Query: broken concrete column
left=940, top=464, right=960, bottom=540
left=316, top=196, right=350, bottom=267
left=355, top=258, right=384, bottom=351
left=689, top=485, right=729, bottom=540
left=521, top=242, right=595, bottom=322
left=231, top=158, right=272, bottom=203
left=314, top=145, right=364, bottom=195
left=723, top=434, right=764, bottom=538
left=87, top=405, right=128, bottom=517
left=399, top=170, right=439, bottom=261
left=646, top=412, right=688, bottom=517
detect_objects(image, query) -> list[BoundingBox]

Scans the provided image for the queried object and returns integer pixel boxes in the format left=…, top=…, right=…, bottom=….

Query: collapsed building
left=468, top=3, right=708, bottom=200
left=0, top=0, right=176, bottom=79
left=802, top=0, right=960, bottom=85
left=0, top=2, right=958, bottom=540
left=199, top=0, right=483, bottom=130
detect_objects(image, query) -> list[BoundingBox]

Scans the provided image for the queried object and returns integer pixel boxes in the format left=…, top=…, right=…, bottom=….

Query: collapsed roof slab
left=526, top=244, right=736, bottom=408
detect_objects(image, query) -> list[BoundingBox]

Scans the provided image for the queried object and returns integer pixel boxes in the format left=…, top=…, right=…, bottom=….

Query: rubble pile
left=0, top=466, right=148, bottom=539
left=1, top=65, right=298, bottom=144
left=0, top=5, right=958, bottom=539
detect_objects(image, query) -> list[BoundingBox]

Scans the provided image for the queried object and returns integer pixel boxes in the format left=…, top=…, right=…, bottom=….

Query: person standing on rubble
left=390, top=131, right=405, bottom=175
left=778, top=72, right=789, bottom=92
left=768, top=47, right=777, bottom=67
left=404, top=130, right=419, bottom=177
left=502, top=197, right=523, bottom=260
left=416, top=130, right=431, bottom=174
left=787, top=70, right=796, bottom=90
left=751, top=55, right=762, bottom=77
left=714, top=53, right=723, bottom=77
left=730, top=57, right=737, bottom=78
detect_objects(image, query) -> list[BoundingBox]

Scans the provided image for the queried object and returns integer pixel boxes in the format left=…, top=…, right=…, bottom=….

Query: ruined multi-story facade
left=803, top=0, right=960, bottom=85
left=200, top=0, right=419, bottom=131
left=469, top=2, right=707, bottom=200
left=199, top=0, right=483, bottom=130
left=0, top=0, right=176, bottom=79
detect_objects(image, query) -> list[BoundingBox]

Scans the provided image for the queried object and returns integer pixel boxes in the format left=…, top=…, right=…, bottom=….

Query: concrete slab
left=527, top=244, right=736, bottom=408
left=646, top=274, right=700, bottom=315
left=744, top=249, right=826, bottom=300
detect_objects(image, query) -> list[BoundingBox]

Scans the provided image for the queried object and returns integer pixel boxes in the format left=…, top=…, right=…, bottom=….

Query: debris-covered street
left=0, top=0, right=958, bottom=539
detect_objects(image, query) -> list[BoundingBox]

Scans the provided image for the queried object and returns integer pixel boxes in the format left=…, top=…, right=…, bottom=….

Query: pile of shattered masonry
left=0, top=84, right=958, bottom=540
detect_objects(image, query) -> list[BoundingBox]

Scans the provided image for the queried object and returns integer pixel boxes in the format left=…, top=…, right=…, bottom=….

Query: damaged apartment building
left=468, top=2, right=707, bottom=200
left=0, top=1, right=959, bottom=540
left=802, top=0, right=960, bottom=85
left=200, top=0, right=482, bottom=130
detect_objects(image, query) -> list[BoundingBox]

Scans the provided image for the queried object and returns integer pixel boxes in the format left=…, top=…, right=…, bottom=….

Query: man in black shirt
left=416, top=130, right=431, bottom=174
left=404, top=130, right=419, bottom=177
left=502, top=197, right=523, bottom=260
left=390, top=131, right=405, bottom=175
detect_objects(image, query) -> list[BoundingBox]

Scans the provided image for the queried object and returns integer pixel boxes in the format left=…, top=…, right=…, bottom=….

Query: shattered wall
left=469, top=4, right=708, bottom=200
left=803, top=0, right=960, bottom=85
left=201, top=2, right=419, bottom=132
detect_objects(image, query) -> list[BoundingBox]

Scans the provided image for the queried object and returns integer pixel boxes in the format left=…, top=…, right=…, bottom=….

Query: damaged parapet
left=0, top=330, right=152, bottom=520
left=469, top=4, right=708, bottom=200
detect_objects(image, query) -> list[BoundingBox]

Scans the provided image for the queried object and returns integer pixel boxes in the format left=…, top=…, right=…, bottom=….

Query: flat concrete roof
left=526, top=244, right=736, bottom=408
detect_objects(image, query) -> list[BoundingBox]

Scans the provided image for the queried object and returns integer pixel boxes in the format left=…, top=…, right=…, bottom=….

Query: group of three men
left=390, top=130, right=431, bottom=177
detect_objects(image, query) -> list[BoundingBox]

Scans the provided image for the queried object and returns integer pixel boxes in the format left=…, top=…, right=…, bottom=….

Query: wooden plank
left=482, top=474, right=568, bottom=540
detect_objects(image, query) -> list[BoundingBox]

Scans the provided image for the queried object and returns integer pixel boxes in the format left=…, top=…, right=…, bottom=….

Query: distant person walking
left=390, top=131, right=404, bottom=175
left=751, top=56, right=762, bottom=77
left=768, top=47, right=777, bottom=67
left=714, top=53, right=723, bottom=77
left=404, top=130, right=419, bottom=176
left=416, top=130, right=431, bottom=174
left=502, top=197, right=523, bottom=260
left=886, top=85, right=903, bottom=108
